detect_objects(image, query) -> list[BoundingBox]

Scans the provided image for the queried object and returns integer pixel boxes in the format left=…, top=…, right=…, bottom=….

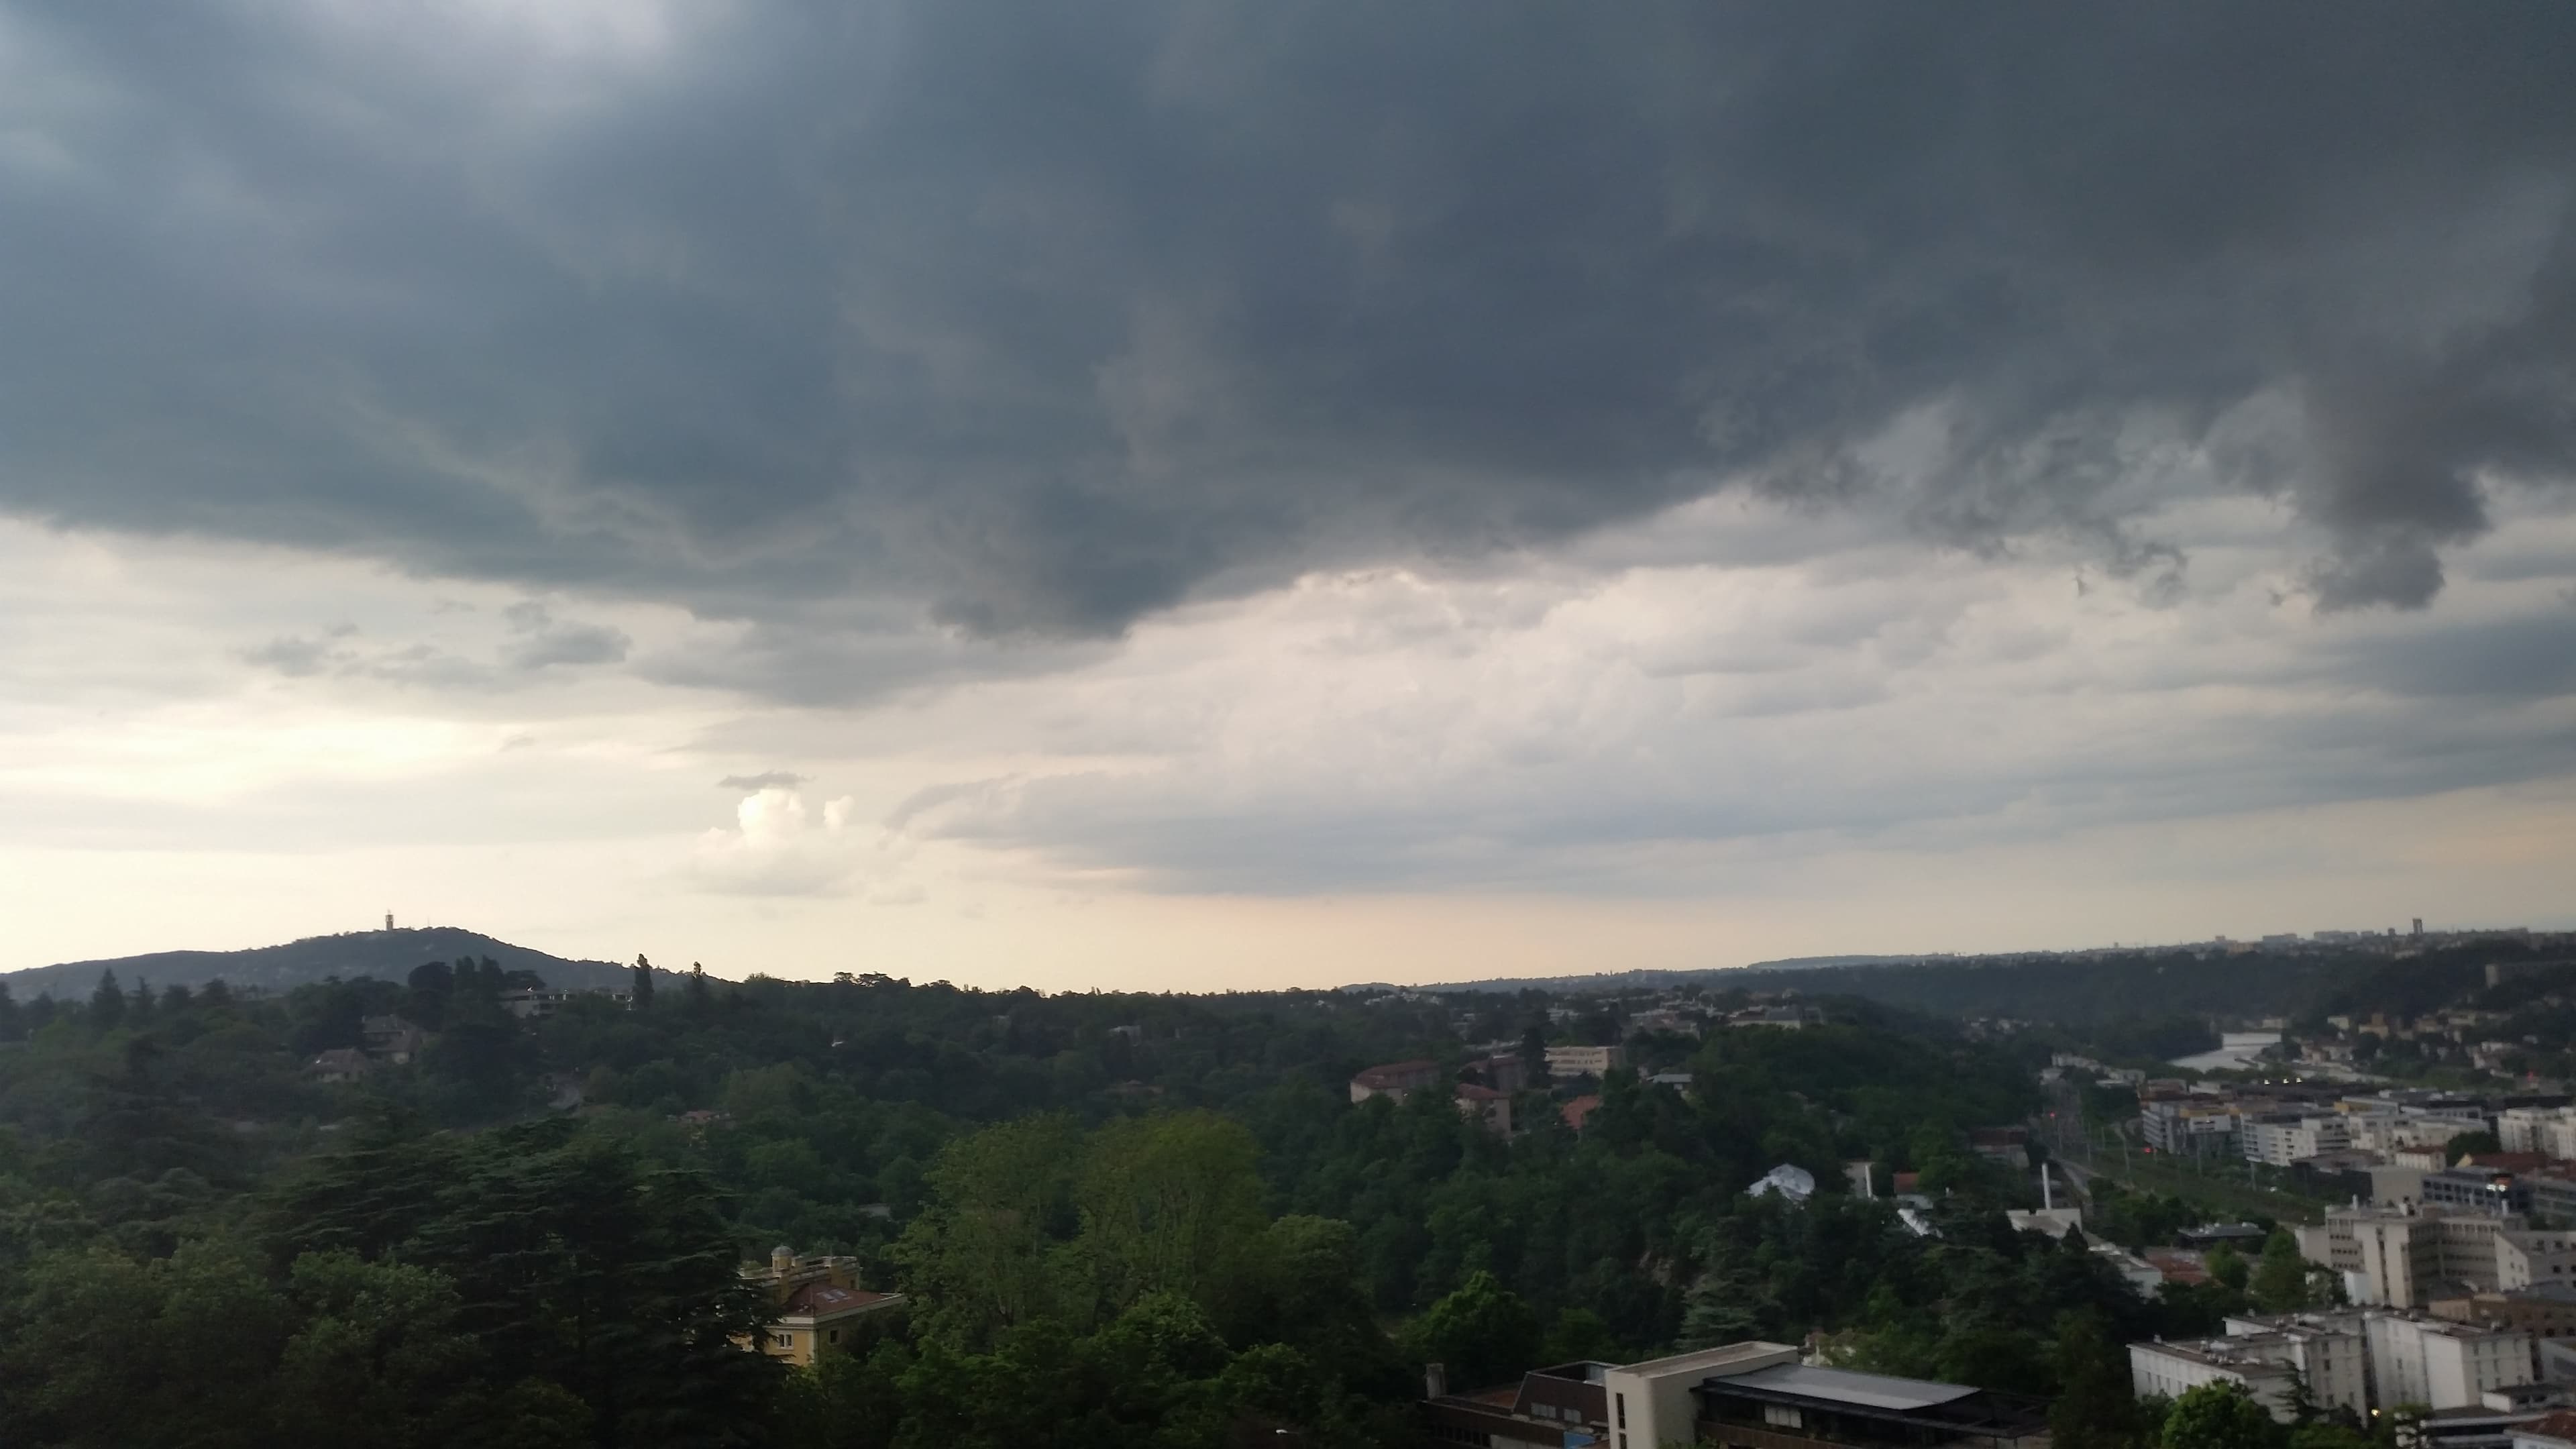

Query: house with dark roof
left=306, top=1047, right=373, bottom=1084
left=360, top=1014, right=425, bottom=1063
left=1693, top=1360, right=2051, bottom=1449
left=1421, top=1342, right=2047, bottom=1449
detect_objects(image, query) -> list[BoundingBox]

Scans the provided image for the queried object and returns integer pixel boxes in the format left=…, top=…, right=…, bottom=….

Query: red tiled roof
left=1454, top=1083, right=1506, bottom=1102
left=2143, top=1249, right=2211, bottom=1285
left=2466, top=1152, right=2550, bottom=1173
left=2518, top=1411, right=2576, bottom=1446
left=1560, top=1094, right=1603, bottom=1131
left=1352, top=1059, right=1438, bottom=1089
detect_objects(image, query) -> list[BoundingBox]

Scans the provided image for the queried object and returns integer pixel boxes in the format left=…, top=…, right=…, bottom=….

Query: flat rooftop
left=1720, top=1363, right=1981, bottom=1412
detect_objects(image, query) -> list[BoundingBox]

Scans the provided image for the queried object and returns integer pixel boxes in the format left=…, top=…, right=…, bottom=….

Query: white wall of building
left=1601, top=1343, right=1798, bottom=1449
left=2365, top=1314, right=2534, bottom=1410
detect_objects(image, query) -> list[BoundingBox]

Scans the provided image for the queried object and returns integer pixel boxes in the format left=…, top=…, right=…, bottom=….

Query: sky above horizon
left=5, top=3, right=2575, bottom=989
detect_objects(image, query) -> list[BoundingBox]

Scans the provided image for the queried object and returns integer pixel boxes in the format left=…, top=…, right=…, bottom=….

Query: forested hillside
left=3, top=926, right=632, bottom=997
left=0, top=961, right=2298, bottom=1446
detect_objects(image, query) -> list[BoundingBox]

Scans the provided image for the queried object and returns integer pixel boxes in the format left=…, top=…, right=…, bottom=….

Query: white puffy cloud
left=688, top=786, right=881, bottom=898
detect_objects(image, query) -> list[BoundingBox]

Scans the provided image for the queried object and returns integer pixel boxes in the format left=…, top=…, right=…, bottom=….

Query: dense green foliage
left=0, top=957, right=2401, bottom=1446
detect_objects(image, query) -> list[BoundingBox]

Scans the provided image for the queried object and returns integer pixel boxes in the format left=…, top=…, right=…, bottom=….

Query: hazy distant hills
left=1352, top=955, right=1916, bottom=994
left=3, top=926, right=635, bottom=1000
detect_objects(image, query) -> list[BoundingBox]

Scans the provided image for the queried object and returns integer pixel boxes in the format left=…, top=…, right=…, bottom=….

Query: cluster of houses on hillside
left=2109, top=1073, right=2576, bottom=1218
left=302, top=985, right=631, bottom=1083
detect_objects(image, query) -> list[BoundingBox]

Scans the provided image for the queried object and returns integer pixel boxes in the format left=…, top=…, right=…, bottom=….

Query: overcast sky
left=5, top=3, right=2573, bottom=987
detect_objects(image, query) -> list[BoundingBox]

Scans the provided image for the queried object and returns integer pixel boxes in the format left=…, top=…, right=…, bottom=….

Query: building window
left=773, top=1332, right=794, bottom=1349
left=1615, top=1393, right=1626, bottom=1428
left=1764, top=1405, right=1803, bottom=1429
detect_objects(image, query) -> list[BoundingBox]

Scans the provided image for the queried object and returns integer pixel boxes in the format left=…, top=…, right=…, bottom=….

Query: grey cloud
left=7, top=3, right=2576, bottom=686
left=239, top=633, right=353, bottom=678
left=503, top=621, right=631, bottom=669
left=716, top=771, right=806, bottom=792
left=2327, top=613, right=2576, bottom=702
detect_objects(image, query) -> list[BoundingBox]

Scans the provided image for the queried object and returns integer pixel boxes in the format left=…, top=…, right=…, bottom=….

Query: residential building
left=2143, top=1097, right=2244, bottom=1157
left=2006, top=1208, right=2084, bottom=1237
left=2244, top=1114, right=2355, bottom=1167
left=2496, top=1230, right=2576, bottom=1291
left=2181, top=1222, right=2273, bottom=1250
left=306, top=1047, right=373, bottom=1084
left=1690, top=1358, right=2049, bottom=1449
left=2499, top=1109, right=2576, bottom=1159
left=2429, top=1285, right=2576, bottom=1340
left=500, top=988, right=614, bottom=1020
left=2367, top=1312, right=2535, bottom=1410
left=1544, top=1044, right=1625, bottom=1079
left=1968, top=1128, right=2030, bottom=1171
left=1605, top=1342, right=1802, bottom=1449
left=2426, top=1387, right=2576, bottom=1449
left=1454, top=1083, right=1513, bottom=1138
left=2510, top=1408, right=2576, bottom=1449
left=1746, top=1165, right=1817, bottom=1204
left=2350, top=1112, right=2476, bottom=1157
left=2375, top=1166, right=2434, bottom=1210
left=2298, top=1207, right=2518, bottom=1308
left=2145, top=1249, right=2213, bottom=1286
left=1424, top=1346, right=1805, bottom=1449
left=1463, top=1055, right=1531, bottom=1095
left=2136, top=1311, right=2532, bottom=1418
left=2426, top=1168, right=2536, bottom=1217
left=741, top=1246, right=904, bottom=1366
left=2095, top=1244, right=2167, bottom=1296
left=359, top=1014, right=426, bottom=1063
left=2526, top=1174, right=2576, bottom=1230
left=2131, top=1316, right=2367, bottom=1421
left=1350, top=1060, right=1442, bottom=1104
left=1426, top=1348, right=2054, bottom=1449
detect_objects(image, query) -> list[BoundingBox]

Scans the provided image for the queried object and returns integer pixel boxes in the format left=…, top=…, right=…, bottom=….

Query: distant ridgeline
left=1, top=926, right=635, bottom=999
left=1387, top=937, right=2576, bottom=1027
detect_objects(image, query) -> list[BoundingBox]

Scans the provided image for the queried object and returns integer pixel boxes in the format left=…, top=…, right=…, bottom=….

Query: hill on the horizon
left=4, top=926, right=637, bottom=999
left=1360, top=954, right=1917, bottom=994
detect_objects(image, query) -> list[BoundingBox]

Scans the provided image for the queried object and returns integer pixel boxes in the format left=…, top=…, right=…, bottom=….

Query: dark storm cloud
left=5, top=3, right=2575, bottom=674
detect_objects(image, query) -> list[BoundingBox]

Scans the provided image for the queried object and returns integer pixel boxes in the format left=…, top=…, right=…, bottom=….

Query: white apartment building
left=2349, top=1112, right=2480, bottom=1157
left=2137, top=1311, right=2534, bottom=1419
left=2131, top=1340, right=2311, bottom=1421
left=2499, top=1230, right=2576, bottom=1291
left=2143, top=1097, right=2244, bottom=1155
left=2245, top=1114, right=2354, bottom=1167
left=2133, top=1318, right=2367, bottom=1423
left=2366, top=1312, right=2534, bottom=1409
left=2222, top=1314, right=2371, bottom=1416
left=2298, top=1206, right=2516, bottom=1308
left=1543, top=1044, right=1624, bottom=1079
left=2501, top=1108, right=2576, bottom=1160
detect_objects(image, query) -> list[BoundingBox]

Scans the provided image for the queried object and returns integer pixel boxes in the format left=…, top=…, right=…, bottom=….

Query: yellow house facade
left=742, top=1246, right=906, bottom=1367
